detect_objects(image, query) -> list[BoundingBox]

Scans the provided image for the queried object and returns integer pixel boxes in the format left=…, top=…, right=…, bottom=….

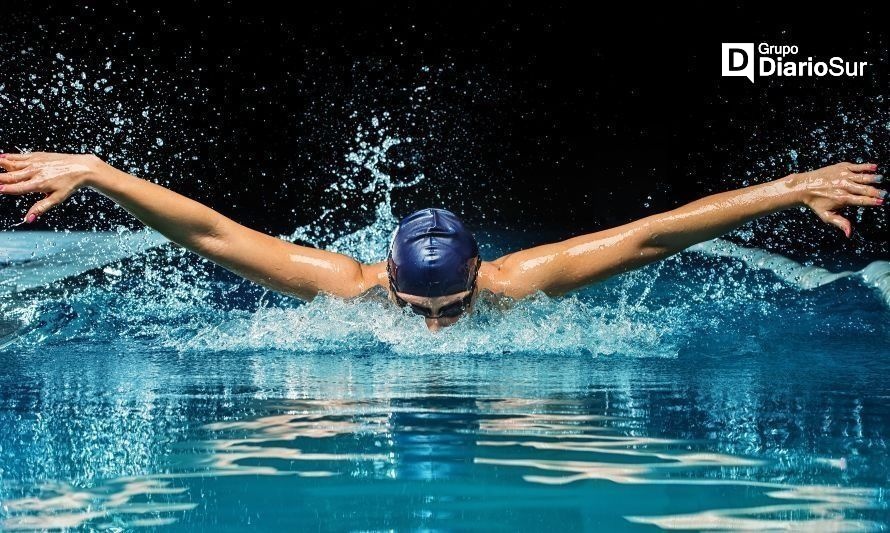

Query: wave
left=691, top=239, right=890, bottom=306
left=2, top=397, right=882, bottom=531
left=0, top=229, right=167, bottom=295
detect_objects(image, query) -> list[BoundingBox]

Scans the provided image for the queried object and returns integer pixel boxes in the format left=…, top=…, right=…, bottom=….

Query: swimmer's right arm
left=0, top=152, right=382, bottom=300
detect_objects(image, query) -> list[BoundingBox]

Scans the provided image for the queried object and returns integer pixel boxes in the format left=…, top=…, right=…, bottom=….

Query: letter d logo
left=722, top=43, right=754, bottom=83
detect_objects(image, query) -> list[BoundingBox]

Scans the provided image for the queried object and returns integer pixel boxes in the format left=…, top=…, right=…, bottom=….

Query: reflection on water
left=625, top=485, right=880, bottom=531
left=2, top=397, right=883, bottom=531
left=1, top=480, right=193, bottom=530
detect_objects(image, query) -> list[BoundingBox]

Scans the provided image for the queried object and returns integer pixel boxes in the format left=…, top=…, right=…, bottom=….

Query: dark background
left=1, top=2, right=888, bottom=260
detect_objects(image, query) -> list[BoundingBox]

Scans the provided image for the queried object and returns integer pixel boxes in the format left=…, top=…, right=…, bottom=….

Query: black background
left=2, top=2, right=888, bottom=260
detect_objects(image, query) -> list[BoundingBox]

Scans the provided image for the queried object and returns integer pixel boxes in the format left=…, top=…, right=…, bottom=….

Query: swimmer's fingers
left=838, top=193, right=885, bottom=207
left=0, top=179, right=42, bottom=196
left=843, top=162, right=879, bottom=173
left=0, top=152, right=36, bottom=162
left=0, top=158, right=32, bottom=172
left=842, top=181, right=887, bottom=199
left=24, top=191, right=67, bottom=224
left=0, top=181, right=39, bottom=196
left=845, top=172, right=883, bottom=185
left=0, top=153, right=50, bottom=174
left=816, top=210, right=852, bottom=238
left=1, top=152, right=54, bottom=162
left=0, top=168, right=38, bottom=184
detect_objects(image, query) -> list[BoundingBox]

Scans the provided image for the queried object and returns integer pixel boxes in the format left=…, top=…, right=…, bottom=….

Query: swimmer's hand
left=789, top=162, right=885, bottom=237
left=0, top=152, right=103, bottom=223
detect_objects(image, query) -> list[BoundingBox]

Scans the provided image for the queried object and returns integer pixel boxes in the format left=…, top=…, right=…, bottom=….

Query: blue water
left=0, top=228, right=888, bottom=531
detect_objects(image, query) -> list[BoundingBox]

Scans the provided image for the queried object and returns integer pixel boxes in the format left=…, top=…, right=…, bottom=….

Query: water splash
left=0, top=51, right=203, bottom=176
left=286, top=116, right=424, bottom=262
left=0, top=112, right=887, bottom=358
left=724, top=100, right=888, bottom=259
left=692, top=239, right=890, bottom=306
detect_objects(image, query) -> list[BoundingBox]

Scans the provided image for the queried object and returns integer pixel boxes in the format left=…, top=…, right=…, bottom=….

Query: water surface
left=0, top=230, right=887, bottom=530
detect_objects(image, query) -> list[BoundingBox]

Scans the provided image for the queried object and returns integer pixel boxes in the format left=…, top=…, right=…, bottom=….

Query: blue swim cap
left=387, top=208, right=480, bottom=297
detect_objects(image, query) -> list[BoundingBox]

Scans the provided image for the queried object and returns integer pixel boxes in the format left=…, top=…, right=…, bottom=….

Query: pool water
left=0, top=229, right=888, bottom=531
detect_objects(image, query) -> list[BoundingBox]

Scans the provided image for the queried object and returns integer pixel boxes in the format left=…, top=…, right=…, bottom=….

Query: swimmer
left=0, top=152, right=885, bottom=331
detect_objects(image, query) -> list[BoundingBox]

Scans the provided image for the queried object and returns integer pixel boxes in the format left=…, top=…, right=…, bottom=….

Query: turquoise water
left=1, top=28, right=888, bottom=531
left=0, top=229, right=888, bottom=531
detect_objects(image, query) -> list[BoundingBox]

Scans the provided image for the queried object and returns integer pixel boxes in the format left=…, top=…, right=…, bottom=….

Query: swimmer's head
left=387, top=208, right=480, bottom=328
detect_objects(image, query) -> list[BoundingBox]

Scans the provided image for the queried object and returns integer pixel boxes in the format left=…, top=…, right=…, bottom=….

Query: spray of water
left=0, top=52, right=887, bottom=358
left=0, top=121, right=688, bottom=357
left=286, top=116, right=423, bottom=263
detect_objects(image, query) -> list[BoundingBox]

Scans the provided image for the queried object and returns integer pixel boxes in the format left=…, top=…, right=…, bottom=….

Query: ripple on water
left=1, top=397, right=884, bottom=531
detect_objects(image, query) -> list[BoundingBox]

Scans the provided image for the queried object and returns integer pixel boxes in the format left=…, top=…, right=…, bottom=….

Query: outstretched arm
left=0, top=152, right=379, bottom=300
left=489, top=163, right=884, bottom=299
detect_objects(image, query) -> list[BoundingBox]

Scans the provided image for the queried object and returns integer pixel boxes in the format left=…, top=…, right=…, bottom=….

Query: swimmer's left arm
left=490, top=162, right=884, bottom=298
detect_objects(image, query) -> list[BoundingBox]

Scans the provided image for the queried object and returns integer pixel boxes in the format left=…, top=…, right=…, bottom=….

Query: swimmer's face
left=393, top=290, right=475, bottom=331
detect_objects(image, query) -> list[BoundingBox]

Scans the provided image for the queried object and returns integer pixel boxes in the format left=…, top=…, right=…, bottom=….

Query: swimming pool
left=0, top=228, right=887, bottom=531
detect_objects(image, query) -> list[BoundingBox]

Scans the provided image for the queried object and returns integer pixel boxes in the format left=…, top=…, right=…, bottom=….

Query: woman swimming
left=0, top=152, right=885, bottom=331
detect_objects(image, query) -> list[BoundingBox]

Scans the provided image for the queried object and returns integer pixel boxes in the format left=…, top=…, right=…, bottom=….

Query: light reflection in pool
left=2, top=397, right=882, bottom=531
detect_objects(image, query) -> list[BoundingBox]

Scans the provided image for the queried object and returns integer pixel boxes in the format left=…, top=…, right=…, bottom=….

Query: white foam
left=692, top=239, right=890, bottom=307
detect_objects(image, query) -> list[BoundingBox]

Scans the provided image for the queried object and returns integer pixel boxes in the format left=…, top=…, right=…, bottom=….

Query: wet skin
left=0, top=152, right=885, bottom=334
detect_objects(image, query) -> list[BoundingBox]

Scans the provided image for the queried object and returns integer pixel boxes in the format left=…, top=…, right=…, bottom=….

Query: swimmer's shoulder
left=479, top=259, right=548, bottom=302
left=479, top=259, right=511, bottom=296
left=353, top=261, right=389, bottom=298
